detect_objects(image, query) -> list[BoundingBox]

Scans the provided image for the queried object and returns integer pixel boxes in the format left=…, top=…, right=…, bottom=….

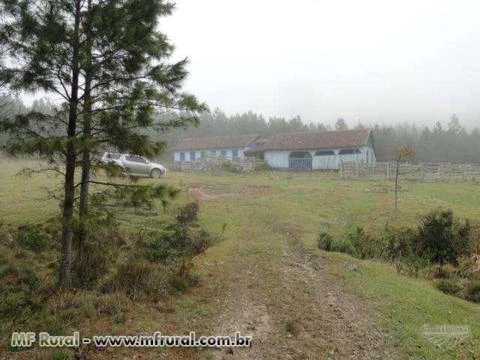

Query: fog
left=162, top=0, right=480, bottom=128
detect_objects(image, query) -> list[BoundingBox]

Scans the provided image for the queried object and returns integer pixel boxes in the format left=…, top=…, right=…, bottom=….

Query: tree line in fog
left=160, top=109, right=480, bottom=163
left=2, top=98, right=480, bottom=163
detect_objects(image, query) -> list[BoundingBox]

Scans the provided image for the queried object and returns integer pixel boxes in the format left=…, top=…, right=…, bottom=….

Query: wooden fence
left=340, top=162, right=480, bottom=180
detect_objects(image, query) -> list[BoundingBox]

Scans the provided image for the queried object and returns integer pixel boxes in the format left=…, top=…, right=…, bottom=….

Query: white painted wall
left=312, top=153, right=337, bottom=169
left=265, top=144, right=376, bottom=170
left=265, top=151, right=290, bottom=168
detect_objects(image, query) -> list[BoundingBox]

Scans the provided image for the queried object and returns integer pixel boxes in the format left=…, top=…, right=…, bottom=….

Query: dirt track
left=184, top=183, right=399, bottom=360
left=208, top=239, right=396, bottom=360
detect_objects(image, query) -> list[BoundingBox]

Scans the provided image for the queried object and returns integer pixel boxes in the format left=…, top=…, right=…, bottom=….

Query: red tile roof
left=259, top=129, right=372, bottom=151
left=172, top=135, right=258, bottom=151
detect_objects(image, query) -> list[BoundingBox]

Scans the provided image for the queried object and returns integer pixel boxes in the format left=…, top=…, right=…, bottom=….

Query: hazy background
left=161, top=0, right=480, bottom=128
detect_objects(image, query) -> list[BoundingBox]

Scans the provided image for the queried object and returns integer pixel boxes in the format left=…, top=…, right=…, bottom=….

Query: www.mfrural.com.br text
left=11, top=331, right=252, bottom=349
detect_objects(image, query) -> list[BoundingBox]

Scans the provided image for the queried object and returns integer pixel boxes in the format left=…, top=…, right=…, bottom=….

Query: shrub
left=415, top=209, right=471, bottom=265
left=316, top=231, right=356, bottom=255
left=333, top=239, right=356, bottom=256
left=15, top=224, right=49, bottom=252
left=176, top=202, right=199, bottom=225
left=395, top=254, right=429, bottom=278
left=220, top=161, right=241, bottom=173
left=168, top=262, right=200, bottom=293
left=105, top=260, right=168, bottom=300
left=453, top=219, right=472, bottom=258
left=434, top=279, right=463, bottom=296
left=254, top=162, right=272, bottom=171
left=0, top=264, right=42, bottom=320
left=317, top=232, right=333, bottom=251
left=464, top=280, right=480, bottom=303
left=455, top=255, right=479, bottom=279
left=383, top=227, right=416, bottom=261
left=428, top=264, right=456, bottom=279
left=71, top=243, right=109, bottom=289
left=138, top=202, right=212, bottom=265
left=191, top=230, right=212, bottom=255
left=139, top=228, right=212, bottom=263
left=346, top=226, right=384, bottom=259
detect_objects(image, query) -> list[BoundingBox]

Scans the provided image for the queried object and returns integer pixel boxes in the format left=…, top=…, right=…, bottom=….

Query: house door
left=289, top=151, right=312, bottom=170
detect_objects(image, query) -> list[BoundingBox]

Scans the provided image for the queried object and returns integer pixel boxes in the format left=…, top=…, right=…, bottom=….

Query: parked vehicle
left=101, top=152, right=123, bottom=167
left=101, top=152, right=167, bottom=178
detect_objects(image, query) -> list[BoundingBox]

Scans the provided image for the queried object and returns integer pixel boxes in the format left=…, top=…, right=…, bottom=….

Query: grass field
left=1, top=159, right=480, bottom=359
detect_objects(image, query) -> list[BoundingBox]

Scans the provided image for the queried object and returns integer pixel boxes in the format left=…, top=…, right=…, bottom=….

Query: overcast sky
left=161, top=0, right=480, bottom=128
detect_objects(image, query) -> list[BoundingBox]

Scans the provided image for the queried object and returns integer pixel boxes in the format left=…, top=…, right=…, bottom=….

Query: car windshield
left=105, top=153, right=121, bottom=159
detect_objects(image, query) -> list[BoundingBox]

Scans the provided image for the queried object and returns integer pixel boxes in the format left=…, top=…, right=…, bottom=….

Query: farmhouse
left=172, top=134, right=258, bottom=162
left=258, top=128, right=376, bottom=170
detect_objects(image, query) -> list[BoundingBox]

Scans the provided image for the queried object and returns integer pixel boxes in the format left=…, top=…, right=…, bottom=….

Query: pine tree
left=0, top=0, right=205, bottom=287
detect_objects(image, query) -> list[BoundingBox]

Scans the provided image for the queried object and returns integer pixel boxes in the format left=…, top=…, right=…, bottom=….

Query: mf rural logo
left=420, top=324, right=471, bottom=350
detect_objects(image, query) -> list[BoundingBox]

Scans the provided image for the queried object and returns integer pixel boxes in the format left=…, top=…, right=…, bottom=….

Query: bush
left=220, top=161, right=241, bottom=173
left=333, top=239, right=356, bottom=255
left=15, top=224, right=49, bottom=252
left=105, top=260, right=168, bottom=300
left=138, top=228, right=213, bottom=264
left=317, top=232, right=333, bottom=251
left=0, top=264, right=42, bottom=320
left=428, top=264, right=456, bottom=279
left=464, top=280, right=480, bottom=303
left=168, top=262, right=200, bottom=293
left=383, top=227, right=416, bottom=261
left=71, top=243, right=110, bottom=289
left=138, top=202, right=212, bottom=264
left=254, top=162, right=272, bottom=171
left=176, top=201, right=199, bottom=225
left=316, top=231, right=356, bottom=256
left=434, top=279, right=463, bottom=295
left=346, top=226, right=384, bottom=259
left=415, top=209, right=471, bottom=265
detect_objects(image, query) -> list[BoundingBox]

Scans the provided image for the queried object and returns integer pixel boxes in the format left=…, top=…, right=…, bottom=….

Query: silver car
left=101, top=152, right=167, bottom=178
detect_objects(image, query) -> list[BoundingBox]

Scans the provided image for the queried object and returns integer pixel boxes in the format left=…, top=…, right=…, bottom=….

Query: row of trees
left=155, top=110, right=480, bottom=164
left=0, top=0, right=205, bottom=287
left=4, top=100, right=480, bottom=165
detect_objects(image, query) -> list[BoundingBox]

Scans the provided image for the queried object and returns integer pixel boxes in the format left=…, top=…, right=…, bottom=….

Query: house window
left=180, top=152, right=185, bottom=161
left=315, top=150, right=335, bottom=156
left=190, top=151, right=196, bottom=161
left=339, top=149, right=361, bottom=155
left=220, top=150, right=227, bottom=157
left=232, top=149, right=239, bottom=158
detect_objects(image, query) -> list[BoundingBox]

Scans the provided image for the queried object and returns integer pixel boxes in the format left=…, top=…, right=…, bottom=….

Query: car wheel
left=150, top=168, right=162, bottom=178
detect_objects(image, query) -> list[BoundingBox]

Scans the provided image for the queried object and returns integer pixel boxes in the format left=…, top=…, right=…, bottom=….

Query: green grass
left=1, top=160, right=480, bottom=359
left=325, top=252, right=480, bottom=359
left=166, top=170, right=480, bottom=359
left=0, top=159, right=61, bottom=223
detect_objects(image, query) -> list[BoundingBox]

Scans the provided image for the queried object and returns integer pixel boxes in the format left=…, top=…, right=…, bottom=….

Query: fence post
left=356, top=162, right=359, bottom=177
left=340, top=162, right=343, bottom=178
left=386, top=162, right=390, bottom=180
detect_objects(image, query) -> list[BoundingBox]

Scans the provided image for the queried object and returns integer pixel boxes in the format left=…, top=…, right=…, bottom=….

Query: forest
left=1, top=97, right=480, bottom=163
left=158, top=109, right=480, bottom=163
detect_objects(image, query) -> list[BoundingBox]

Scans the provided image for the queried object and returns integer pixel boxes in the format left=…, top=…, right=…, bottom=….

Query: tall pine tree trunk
left=78, top=0, right=93, bottom=250
left=59, top=0, right=81, bottom=287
